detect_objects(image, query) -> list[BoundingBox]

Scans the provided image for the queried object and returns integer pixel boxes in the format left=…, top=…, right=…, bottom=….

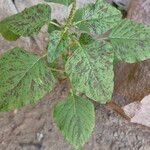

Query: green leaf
left=48, top=30, right=69, bottom=63
left=45, top=0, right=74, bottom=6
left=0, top=4, right=51, bottom=39
left=108, top=20, right=150, bottom=63
left=65, top=41, right=114, bottom=103
left=0, top=19, right=20, bottom=41
left=73, top=0, right=121, bottom=35
left=54, top=93, right=95, bottom=149
left=0, top=48, right=56, bottom=111
left=79, top=33, right=95, bottom=45
left=48, top=20, right=61, bottom=34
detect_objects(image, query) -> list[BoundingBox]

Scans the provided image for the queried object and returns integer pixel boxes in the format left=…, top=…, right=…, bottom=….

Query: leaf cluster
left=0, top=0, right=150, bottom=149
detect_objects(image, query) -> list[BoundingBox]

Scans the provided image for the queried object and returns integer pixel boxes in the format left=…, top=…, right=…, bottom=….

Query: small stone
left=113, top=132, right=118, bottom=137
left=13, top=109, right=18, bottom=114
left=37, top=133, right=44, bottom=142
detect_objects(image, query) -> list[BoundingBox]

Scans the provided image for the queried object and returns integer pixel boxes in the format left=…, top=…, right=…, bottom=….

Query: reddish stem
left=107, top=101, right=130, bottom=121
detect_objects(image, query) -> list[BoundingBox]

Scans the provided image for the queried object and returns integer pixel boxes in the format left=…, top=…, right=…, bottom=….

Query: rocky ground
left=0, top=0, right=150, bottom=150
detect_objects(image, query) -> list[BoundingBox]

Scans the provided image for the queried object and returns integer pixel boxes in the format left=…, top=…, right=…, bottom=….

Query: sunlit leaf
left=54, top=93, right=95, bottom=149
left=0, top=4, right=51, bottom=40
left=123, top=95, right=150, bottom=127
left=66, top=41, right=114, bottom=103
left=108, top=20, right=150, bottom=63
left=73, top=0, right=121, bottom=35
left=0, top=48, right=56, bottom=111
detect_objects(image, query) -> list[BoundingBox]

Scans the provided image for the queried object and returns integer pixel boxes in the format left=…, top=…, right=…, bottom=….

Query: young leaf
left=73, top=0, right=121, bottom=35
left=0, top=48, right=56, bottom=111
left=44, top=0, right=74, bottom=6
left=123, top=95, right=150, bottom=128
left=0, top=4, right=51, bottom=39
left=54, top=93, right=95, bottom=149
left=47, top=30, right=69, bottom=63
left=108, top=19, right=150, bottom=63
left=65, top=41, right=114, bottom=103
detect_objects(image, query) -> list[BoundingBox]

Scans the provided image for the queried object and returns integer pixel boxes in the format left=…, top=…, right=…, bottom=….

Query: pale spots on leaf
left=0, top=4, right=51, bottom=38
left=109, top=19, right=150, bottom=63
left=0, top=48, right=56, bottom=112
left=66, top=41, right=114, bottom=103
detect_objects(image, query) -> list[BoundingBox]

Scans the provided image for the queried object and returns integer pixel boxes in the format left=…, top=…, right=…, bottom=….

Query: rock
left=127, top=0, right=150, bottom=25
left=123, top=95, right=150, bottom=127
left=107, top=0, right=132, bottom=10
left=113, top=0, right=150, bottom=104
left=0, top=0, right=48, bottom=55
left=0, top=0, right=17, bottom=18
left=14, top=0, right=43, bottom=12
left=113, top=60, right=150, bottom=105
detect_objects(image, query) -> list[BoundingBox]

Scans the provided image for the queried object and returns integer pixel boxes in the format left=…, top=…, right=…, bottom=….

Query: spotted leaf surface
left=0, top=19, right=20, bottom=41
left=54, top=93, right=95, bottom=149
left=48, top=30, right=69, bottom=63
left=73, top=0, right=121, bottom=35
left=0, top=48, right=56, bottom=111
left=108, top=20, right=150, bottom=63
left=66, top=41, right=114, bottom=103
left=0, top=4, right=51, bottom=39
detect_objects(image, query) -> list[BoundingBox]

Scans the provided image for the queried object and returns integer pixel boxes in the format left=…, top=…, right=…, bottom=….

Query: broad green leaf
left=108, top=20, right=150, bottom=63
left=48, top=20, right=61, bottom=34
left=45, top=0, right=74, bottom=6
left=0, top=4, right=51, bottom=39
left=73, top=0, right=121, bottom=35
left=0, top=19, right=20, bottom=41
left=54, top=93, right=95, bottom=149
left=79, top=33, right=95, bottom=45
left=65, top=41, right=114, bottom=103
left=48, top=30, right=69, bottom=63
left=0, top=48, right=56, bottom=111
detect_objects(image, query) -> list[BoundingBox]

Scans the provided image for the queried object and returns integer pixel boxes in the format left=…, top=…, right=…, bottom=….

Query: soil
left=0, top=0, right=150, bottom=150
left=0, top=80, right=150, bottom=150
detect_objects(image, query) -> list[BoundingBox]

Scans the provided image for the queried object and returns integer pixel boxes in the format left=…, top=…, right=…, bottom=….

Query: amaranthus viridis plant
left=0, top=0, right=150, bottom=149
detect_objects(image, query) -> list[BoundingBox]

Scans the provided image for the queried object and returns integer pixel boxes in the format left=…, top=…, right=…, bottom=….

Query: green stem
left=64, top=1, right=77, bottom=31
left=50, top=67, right=65, bottom=73
left=49, top=21, right=61, bottom=28
left=68, top=1, right=77, bottom=25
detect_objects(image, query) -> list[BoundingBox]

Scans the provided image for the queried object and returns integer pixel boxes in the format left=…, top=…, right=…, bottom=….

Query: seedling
left=0, top=0, right=150, bottom=149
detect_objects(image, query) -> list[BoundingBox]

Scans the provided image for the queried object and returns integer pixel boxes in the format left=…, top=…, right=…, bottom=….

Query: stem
left=49, top=21, right=61, bottom=28
left=39, top=53, right=65, bottom=73
left=50, top=67, right=65, bottom=73
left=70, top=88, right=74, bottom=95
left=107, top=101, right=130, bottom=121
left=64, top=1, right=77, bottom=31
